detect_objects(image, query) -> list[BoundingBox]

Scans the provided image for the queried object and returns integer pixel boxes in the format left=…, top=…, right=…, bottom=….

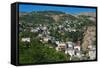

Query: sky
left=19, top=4, right=96, bottom=14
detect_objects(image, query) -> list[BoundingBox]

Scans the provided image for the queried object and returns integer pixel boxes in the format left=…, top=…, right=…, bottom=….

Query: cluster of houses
left=55, top=41, right=81, bottom=59
left=20, top=23, right=96, bottom=60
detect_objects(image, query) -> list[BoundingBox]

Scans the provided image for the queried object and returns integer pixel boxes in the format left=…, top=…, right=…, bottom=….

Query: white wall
left=0, top=0, right=99, bottom=68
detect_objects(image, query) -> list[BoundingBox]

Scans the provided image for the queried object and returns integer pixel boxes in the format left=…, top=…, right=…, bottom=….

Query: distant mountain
left=78, top=12, right=96, bottom=17
left=19, top=11, right=66, bottom=17
left=19, top=11, right=78, bottom=24
left=31, top=10, right=66, bottom=15
left=19, top=11, right=96, bottom=25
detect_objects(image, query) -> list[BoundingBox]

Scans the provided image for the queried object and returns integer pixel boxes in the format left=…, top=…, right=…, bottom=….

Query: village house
left=56, top=42, right=66, bottom=52
left=43, top=37, right=49, bottom=42
left=30, top=28, right=38, bottom=33
left=40, top=36, right=51, bottom=43
left=74, top=40, right=81, bottom=51
left=88, top=45, right=96, bottom=60
left=88, top=48, right=96, bottom=60
left=21, top=37, right=31, bottom=48
left=65, top=41, right=81, bottom=59
left=65, top=42, right=75, bottom=58
left=42, top=26, right=47, bottom=30
left=38, top=34, right=42, bottom=37
left=74, top=45, right=81, bottom=51
left=36, top=27, right=40, bottom=31
left=74, top=41, right=81, bottom=57
left=66, top=42, right=74, bottom=48
left=88, top=45, right=93, bottom=49
left=74, top=49, right=81, bottom=58
left=55, top=41, right=60, bottom=45
left=21, top=37, right=30, bottom=42
left=65, top=49, right=75, bottom=57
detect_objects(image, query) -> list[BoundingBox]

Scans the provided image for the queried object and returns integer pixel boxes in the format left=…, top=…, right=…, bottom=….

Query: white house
left=38, top=34, right=42, bottom=37
left=58, top=25, right=63, bottom=29
left=40, top=36, right=51, bottom=43
left=88, top=49, right=96, bottom=60
left=88, top=45, right=93, bottom=49
left=56, top=42, right=66, bottom=51
left=74, top=40, right=81, bottom=51
left=21, top=38, right=30, bottom=42
left=55, top=41, right=60, bottom=45
left=74, top=50, right=81, bottom=58
left=30, top=28, right=38, bottom=33
left=43, top=37, right=49, bottom=42
left=74, top=45, right=81, bottom=51
left=42, top=26, right=47, bottom=30
left=65, top=49, right=75, bottom=57
left=88, top=46, right=96, bottom=60
left=76, top=52, right=81, bottom=57
left=66, top=41, right=74, bottom=48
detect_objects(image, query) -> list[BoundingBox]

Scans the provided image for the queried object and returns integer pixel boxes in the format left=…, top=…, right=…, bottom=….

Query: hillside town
left=20, top=19, right=96, bottom=61
left=18, top=9, right=97, bottom=64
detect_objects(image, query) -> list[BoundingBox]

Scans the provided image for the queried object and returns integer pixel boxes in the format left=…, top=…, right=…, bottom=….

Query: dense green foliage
left=19, top=39, right=69, bottom=64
